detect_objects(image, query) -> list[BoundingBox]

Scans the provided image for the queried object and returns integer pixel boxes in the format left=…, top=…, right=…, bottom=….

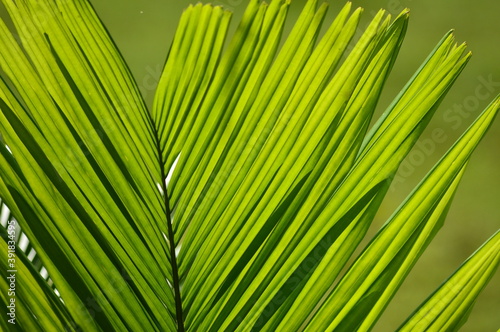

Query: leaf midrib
left=154, top=128, right=185, bottom=331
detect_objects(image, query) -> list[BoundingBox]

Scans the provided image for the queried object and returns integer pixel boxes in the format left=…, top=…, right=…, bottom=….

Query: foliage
left=0, top=0, right=498, bottom=331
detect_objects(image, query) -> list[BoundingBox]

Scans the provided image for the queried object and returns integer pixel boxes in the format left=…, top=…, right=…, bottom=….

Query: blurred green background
left=90, top=0, right=499, bottom=330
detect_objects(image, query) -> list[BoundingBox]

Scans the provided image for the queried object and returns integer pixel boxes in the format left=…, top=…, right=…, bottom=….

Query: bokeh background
left=82, top=0, right=500, bottom=330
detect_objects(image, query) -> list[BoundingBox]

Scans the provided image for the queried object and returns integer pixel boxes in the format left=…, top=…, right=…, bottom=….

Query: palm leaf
left=0, top=0, right=498, bottom=331
left=398, top=228, right=500, bottom=332
left=303, top=96, right=500, bottom=332
left=0, top=211, right=73, bottom=331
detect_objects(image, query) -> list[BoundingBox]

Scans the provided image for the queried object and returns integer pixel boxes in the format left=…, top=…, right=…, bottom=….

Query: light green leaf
left=0, top=0, right=176, bottom=329
left=303, top=95, right=500, bottom=332
left=0, top=219, right=76, bottom=331
left=398, top=229, right=500, bottom=332
left=0, top=0, right=498, bottom=331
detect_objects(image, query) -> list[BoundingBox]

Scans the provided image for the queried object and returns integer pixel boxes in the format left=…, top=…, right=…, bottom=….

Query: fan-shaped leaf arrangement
left=0, top=0, right=498, bottom=331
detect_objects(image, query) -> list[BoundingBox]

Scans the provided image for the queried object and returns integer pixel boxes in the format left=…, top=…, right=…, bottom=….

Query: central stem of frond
left=153, top=131, right=184, bottom=332
left=164, top=191, right=184, bottom=332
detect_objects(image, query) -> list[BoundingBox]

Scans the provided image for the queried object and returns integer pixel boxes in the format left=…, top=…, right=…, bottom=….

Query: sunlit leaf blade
left=180, top=6, right=399, bottom=331
left=0, top=164, right=102, bottom=331
left=303, top=95, right=500, bottom=332
left=0, top=0, right=498, bottom=331
left=165, top=0, right=277, bottom=204
left=0, top=0, right=176, bottom=330
left=201, top=19, right=470, bottom=332
left=398, top=229, right=500, bottom=332
left=0, top=144, right=171, bottom=330
left=152, top=3, right=232, bottom=176
left=177, top=0, right=326, bottom=280
left=250, top=10, right=410, bottom=331
left=0, top=221, right=76, bottom=331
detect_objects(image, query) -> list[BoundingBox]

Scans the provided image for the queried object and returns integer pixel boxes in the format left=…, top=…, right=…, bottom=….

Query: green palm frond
left=398, top=228, right=500, bottom=332
left=0, top=0, right=498, bottom=331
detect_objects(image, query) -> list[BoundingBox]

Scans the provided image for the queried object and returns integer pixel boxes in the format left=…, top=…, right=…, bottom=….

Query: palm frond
left=0, top=212, right=72, bottom=331
left=398, top=229, right=500, bottom=331
left=0, top=0, right=498, bottom=331
left=303, top=96, right=500, bottom=332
